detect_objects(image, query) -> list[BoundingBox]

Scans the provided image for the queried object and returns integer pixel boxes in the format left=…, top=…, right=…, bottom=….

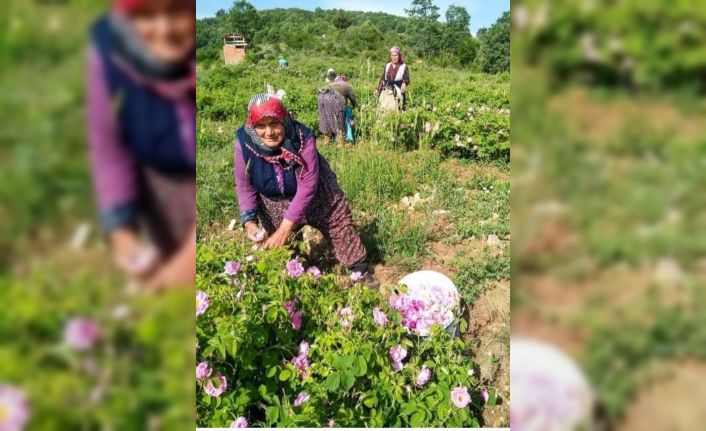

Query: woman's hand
left=145, top=224, right=196, bottom=291
left=110, top=228, right=159, bottom=277
left=262, top=219, right=295, bottom=249
left=400, top=83, right=407, bottom=93
left=245, top=221, right=267, bottom=242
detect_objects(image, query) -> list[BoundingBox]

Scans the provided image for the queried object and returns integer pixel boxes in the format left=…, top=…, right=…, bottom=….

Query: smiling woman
left=234, top=92, right=374, bottom=280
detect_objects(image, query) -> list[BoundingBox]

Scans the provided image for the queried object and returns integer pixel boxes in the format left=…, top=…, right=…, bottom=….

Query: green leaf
left=266, top=406, right=279, bottom=423
left=363, top=396, right=378, bottom=408
left=400, top=402, right=417, bottom=416
left=411, top=410, right=426, bottom=427
left=352, top=356, right=367, bottom=376
left=279, top=369, right=292, bottom=381
left=266, top=366, right=277, bottom=378
left=257, top=261, right=267, bottom=273
left=342, top=371, right=355, bottom=390
left=266, top=307, right=278, bottom=323
left=325, top=372, right=341, bottom=392
left=333, top=355, right=356, bottom=370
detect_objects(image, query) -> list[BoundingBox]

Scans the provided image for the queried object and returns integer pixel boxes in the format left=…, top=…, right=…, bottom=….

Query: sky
left=196, top=0, right=510, bottom=35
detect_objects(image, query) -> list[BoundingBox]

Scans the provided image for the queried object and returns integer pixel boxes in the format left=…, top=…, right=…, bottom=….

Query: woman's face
left=253, top=117, right=285, bottom=148
left=390, top=52, right=399, bottom=64
left=129, top=0, right=195, bottom=64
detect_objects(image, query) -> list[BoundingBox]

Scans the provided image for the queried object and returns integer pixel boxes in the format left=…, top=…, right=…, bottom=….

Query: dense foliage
left=196, top=241, right=492, bottom=427
left=196, top=56, right=509, bottom=161
left=196, top=1, right=510, bottom=72
left=514, top=0, right=706, bottom=92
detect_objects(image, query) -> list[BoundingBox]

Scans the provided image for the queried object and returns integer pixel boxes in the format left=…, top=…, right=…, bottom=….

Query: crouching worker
left=234, top=92, right=374, bottom=281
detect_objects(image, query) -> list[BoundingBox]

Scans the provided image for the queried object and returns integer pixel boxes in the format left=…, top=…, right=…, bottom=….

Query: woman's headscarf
left=243, top=93, right=303, bottom=166
left=390, top=46, right=405, bottom=64
left=114, top=0, right=193, bottom=14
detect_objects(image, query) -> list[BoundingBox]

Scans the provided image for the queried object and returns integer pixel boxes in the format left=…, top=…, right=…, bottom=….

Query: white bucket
left=397, top=270, right=461, bottom=337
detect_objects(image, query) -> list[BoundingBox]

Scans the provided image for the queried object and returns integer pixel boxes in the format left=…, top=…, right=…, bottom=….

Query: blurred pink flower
left=63, top=318, right=101, bottom=351
left=230, top=417, right=248, bottom=428
left=350, top=271, right=364, bottom=282
left=196, top=361, right=212, bottom=380
left=482, top=389, right=490, bottom=405
left=327, top=419, right=335, bottom=427
left=307, top=266, right=321, bottom=278
left=389, top=344, right=407, bottom=370
left=451, top=386, right=471, bottom=408
left=372, top=307, right=388, bottom=327
left=283, top=299, right=297, bottom=315
left=339, top=307, right=354, bottom=330
left=293, top=392, right=310, bottom=407
left=416, top=367, right=432, bottom=386
left=196, top=290, right=209, bottom=317
left=0, top=384, right=29, bottom=431
left=224, top=261, right=241, bottom=275
left=290, top=311, right=303, bottom=331
left=286, top=259, right=305, bottom=277
left=389, top=292, right=403, bottom=310
left=299, top=340, right=310, bottom=355
left=204, top=372, right=227, bottom=397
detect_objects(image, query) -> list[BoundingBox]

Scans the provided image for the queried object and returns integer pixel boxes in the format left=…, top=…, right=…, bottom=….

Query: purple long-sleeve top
left=86, top=45, right=195, bottom=231
left=234, top=133, right=320, bottom=225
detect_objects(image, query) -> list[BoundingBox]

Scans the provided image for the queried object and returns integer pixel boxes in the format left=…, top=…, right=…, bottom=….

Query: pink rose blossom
left=372, top=308, right=388, bottom=327
left=230, top=417, right=248, bottom=428
left=290, top=311, right=303, bottom=331
left=0, top=384, right=29, bottom=431
left=389, top=344, right=407, bottom=371
left=389, top=292, right=403, bottom=310
left=339, top=307, right=354, bottom=330
left=350, top=271, right=364, bottom=281
left=416, top=367, right=432, bottom=386
left=224, top=261, right=241, bottom=275
left=307, top=266, right=321, bottom=278
left=286, top=259, right=305, bottom=277
left=63, top=318, right=101, bottom=351
left=293, top=391, right=310, bottom=407
left=283, top=299, right=297, bottom=314
left=299, top=341, right=310, bottom=355
left=451, top=386, right=471, bottom=408
left=482, top=389, right=490, bottom=405
left=196, top=361, right=212, bottom=380
left=204, top=372, right=227, bottom=397
left=196, top=290, right=209, bottom=317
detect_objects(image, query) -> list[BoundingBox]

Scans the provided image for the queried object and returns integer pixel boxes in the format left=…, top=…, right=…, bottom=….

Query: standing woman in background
left=86, top=0, right=196, bottom=288
left=375, top=46, right=410, bottom=111
left=317, top=75, right=357, bottom=146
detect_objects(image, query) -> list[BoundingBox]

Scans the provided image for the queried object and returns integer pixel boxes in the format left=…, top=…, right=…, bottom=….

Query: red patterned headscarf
left=114, top=0, right=193, bottom=14
left=246, top=93, right=288, bottom=127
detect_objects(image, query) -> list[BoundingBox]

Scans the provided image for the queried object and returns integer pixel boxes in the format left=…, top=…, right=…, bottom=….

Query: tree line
left=196, top=0, right=509, bottom=73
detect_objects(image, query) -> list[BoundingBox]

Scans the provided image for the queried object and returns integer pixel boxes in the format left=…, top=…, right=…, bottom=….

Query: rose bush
left=196, top=240, right=492, bottom=427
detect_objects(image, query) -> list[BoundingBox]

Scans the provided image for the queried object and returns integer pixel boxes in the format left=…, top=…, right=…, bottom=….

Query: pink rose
left=451, top=386, right=471, bottom=408
left=373, top=307, right=388, bottom=327
left=204, top=372, right=227, bottom=397
left=63, top=318, right=101, bottom=351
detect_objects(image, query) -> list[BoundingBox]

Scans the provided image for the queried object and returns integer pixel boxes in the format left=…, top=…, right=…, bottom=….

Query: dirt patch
left=548, top=88, right=704, bottom=143
left=441, top=159, right=509, bottom=184
left=372, top=264, right=406, bottom=287
left=617, top=360, right=706, bottom=431
left=466, top=280, right=510, bottom=427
